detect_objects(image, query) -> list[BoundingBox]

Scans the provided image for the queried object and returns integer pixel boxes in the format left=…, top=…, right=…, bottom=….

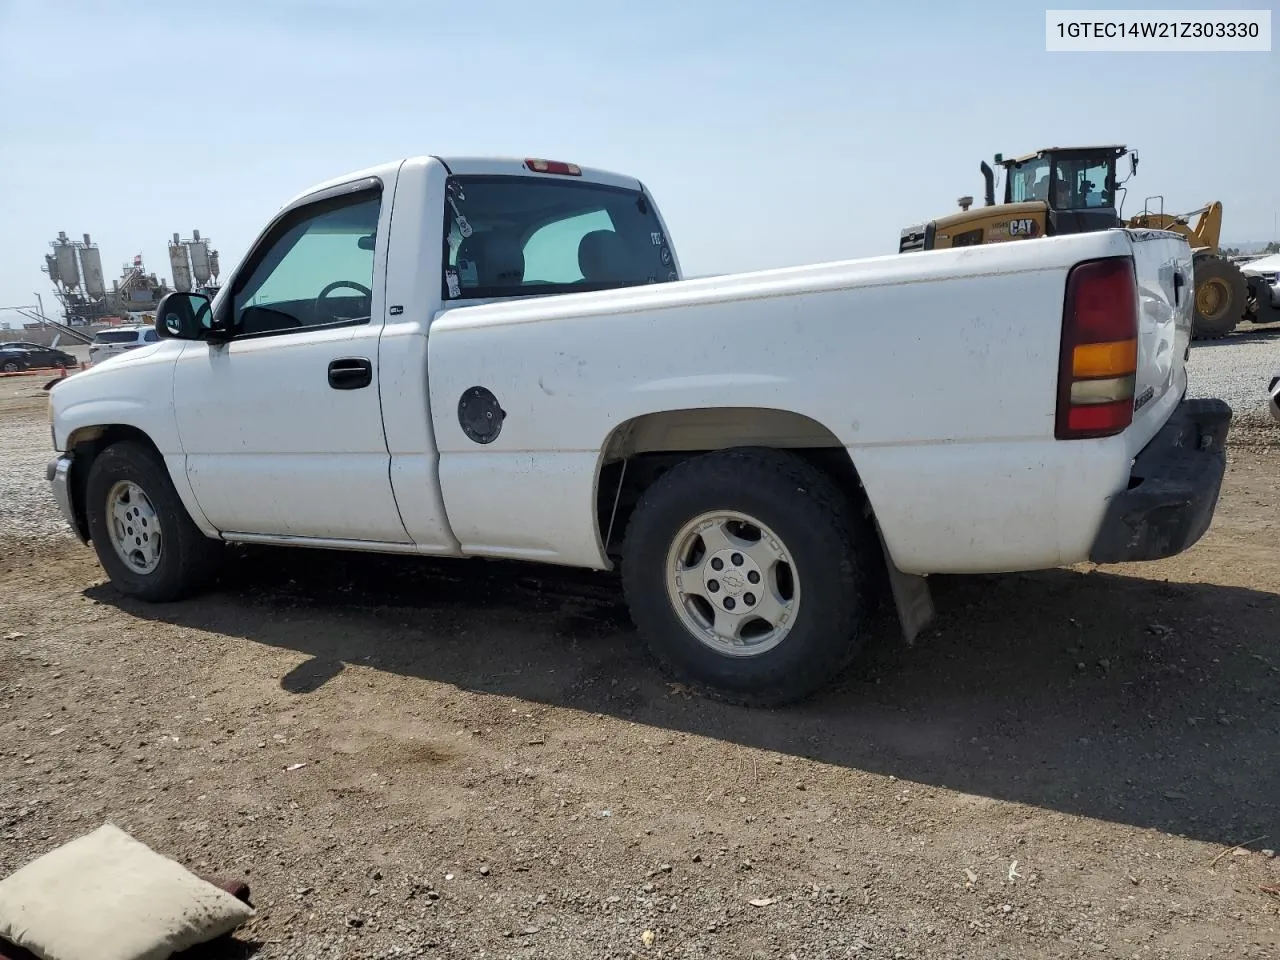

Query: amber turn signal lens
left=1072, top=338, right=1138, bottom=379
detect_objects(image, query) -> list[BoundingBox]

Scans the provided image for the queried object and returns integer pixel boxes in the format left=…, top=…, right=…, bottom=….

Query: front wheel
left=85, top=440, right=222, bottom=602
left=621, top=447, right=878, bottom=706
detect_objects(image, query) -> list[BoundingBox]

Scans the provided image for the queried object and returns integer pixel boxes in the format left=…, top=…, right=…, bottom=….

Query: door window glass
left=233, top=190, right=381, bottom=336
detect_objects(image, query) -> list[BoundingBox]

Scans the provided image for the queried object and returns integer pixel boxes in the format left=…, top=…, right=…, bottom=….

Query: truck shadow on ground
left=89, top=546, right=1280, bottom=847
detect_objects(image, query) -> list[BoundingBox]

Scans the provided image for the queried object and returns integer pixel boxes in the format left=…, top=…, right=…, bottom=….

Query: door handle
left=328, top=357, right=372, bottom=390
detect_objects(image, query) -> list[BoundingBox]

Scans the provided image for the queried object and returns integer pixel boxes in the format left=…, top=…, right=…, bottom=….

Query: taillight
left=524, top=158, right=582, bottom=176
left=1055, top=256, right=1139, bottom=440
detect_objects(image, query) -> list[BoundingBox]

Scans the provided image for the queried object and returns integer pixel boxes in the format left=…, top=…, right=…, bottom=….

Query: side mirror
left=155, top=291, right=214, bottom=340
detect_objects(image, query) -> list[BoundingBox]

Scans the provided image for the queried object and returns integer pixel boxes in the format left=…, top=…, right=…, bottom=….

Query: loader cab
left=897, top=144, right=1138, bottom=254
left=998, top=145, right=1133, bottom=237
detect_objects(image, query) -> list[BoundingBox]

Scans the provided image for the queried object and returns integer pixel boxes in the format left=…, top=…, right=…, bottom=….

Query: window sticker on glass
left=446, top=181, right=473, bottom=237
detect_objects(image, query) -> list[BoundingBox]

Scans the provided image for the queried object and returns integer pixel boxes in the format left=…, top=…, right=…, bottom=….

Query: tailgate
left=1126, top=229, right=1194, bottom=449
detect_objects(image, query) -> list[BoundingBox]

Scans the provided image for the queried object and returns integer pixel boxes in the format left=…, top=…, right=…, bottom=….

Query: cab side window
left=231, top=188, right=382, bottom=338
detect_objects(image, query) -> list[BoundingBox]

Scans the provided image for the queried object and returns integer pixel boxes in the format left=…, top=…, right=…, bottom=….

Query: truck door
left=171, top=177, right=411, bottom=543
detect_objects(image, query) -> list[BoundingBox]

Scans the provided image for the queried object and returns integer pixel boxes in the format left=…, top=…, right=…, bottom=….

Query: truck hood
left=85, top=342, right=165, bottom=369
left=48, top=341, right=179, bottom=450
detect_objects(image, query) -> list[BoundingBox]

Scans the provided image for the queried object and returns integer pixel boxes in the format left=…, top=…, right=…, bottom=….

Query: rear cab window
left=441, top=175, right=677, bottom=302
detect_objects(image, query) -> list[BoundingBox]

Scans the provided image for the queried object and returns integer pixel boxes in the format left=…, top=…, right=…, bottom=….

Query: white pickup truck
left=46, top=154, right=1232, bottom=705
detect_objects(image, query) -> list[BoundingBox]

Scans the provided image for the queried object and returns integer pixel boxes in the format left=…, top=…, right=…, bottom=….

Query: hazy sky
left=1, top=0, right=1276, bottom=317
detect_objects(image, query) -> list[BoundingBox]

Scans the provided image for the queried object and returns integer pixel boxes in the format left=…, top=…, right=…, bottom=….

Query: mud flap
left=873, top=519, right=934, bottom=643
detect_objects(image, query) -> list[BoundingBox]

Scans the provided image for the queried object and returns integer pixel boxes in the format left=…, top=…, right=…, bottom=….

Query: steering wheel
left=314, top=280, right=372, bottom=322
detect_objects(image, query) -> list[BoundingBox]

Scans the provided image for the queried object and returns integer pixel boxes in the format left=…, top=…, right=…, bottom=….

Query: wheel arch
left=590, top=405, right=935, bottom=644
left=64, top=425, right=203, bottom=542
left=592, top=405, right=878, bottom=558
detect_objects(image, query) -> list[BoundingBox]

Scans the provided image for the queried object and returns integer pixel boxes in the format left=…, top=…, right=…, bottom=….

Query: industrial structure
left=41, top=229, right=221, bottom=326
left=167, top=229, right=221, bottom=296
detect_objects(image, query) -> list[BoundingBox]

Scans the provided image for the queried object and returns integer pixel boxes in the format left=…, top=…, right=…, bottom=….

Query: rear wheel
left=85, top=440, right=222, bottom=602
left=1, top=359, right=22, bottom=373
left=621, top=447, right=878, bottom=706
left=1192, top=256, right=1247, bottom=340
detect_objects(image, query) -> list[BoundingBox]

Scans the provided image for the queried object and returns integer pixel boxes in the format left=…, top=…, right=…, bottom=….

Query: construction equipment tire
left=1191, top=256, right=1247, bottom=340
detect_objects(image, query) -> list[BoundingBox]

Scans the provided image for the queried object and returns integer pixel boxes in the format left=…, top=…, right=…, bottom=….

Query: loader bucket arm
left=1129, top=201, right=1223, bottom=255
left=1188, top=201, right=1223, bottom=251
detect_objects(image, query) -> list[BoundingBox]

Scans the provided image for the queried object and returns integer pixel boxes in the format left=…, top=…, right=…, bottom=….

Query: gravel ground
left=1185, top=324, right=1279, bottom=423
left=1, top=345, right=1279, bottom=960
left=0, top=384, right=65, bottom=540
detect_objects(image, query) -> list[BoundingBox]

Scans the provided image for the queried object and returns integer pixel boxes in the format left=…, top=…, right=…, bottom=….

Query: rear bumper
left=1088, top=398, right=1232, bottom=564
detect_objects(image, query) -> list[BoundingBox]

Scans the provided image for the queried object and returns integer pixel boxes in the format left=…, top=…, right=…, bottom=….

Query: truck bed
left=427, top=228, right=1194, bottom=575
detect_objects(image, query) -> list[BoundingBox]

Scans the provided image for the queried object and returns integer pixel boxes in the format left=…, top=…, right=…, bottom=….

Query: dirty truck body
left=47, top=155, right=1232, bottom=705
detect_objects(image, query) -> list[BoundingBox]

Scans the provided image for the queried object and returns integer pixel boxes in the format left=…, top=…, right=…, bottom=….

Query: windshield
left=442, top=176, right=676, bottom=301
left=1006, top=154, right=1118, bottom=209
left=1052, top=155, right=1117, bottom=210
left=94, top=330, right=141, bottom=344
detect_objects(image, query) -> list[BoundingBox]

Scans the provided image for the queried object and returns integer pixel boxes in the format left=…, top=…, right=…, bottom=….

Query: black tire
left=1191, top=256, right=1247, bottom=340
left=621, top=447, right=878, bottom=707
left=84, top=440, right=222, bottom=602
left=1, top=359, right=23, bottom=373
left=1246, top=275, right=1280, bottom=326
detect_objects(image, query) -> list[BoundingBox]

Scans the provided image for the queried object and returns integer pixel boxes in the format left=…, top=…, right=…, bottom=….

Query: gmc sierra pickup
left=46, top=155, right=1232, bottom=705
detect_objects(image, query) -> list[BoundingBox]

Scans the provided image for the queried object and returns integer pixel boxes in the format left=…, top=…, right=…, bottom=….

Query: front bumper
left=47, top=454, right=86, bottom=544
left=1089, top=398, right=1232, bottom=564
left=1269, top=377, right=1279, bottom=424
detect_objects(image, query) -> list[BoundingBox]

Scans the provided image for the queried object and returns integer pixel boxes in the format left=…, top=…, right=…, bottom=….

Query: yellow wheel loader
left=898, top=145, right=1260, bottom=339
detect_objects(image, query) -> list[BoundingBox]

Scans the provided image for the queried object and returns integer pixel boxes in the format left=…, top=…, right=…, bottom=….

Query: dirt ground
left=1, top=374, right=1278, bottom=960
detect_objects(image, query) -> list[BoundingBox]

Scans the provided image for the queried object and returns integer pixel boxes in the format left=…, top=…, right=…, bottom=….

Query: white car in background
left=88, top=325, right=159, bottom=365
left=1240, top=253, right=1280, bottom=324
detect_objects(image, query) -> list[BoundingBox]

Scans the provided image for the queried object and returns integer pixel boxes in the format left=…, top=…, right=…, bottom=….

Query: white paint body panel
left=427, top=228, right=1187, bottom=574
left=375, top=157, right=459, bottom=553
left=48, top=156, right=1195, bottom=581
left=49, top=342, right=217, bottom=537
left=171, top=160, right=410, bottom=544
left=1129, top=230, right=1194, bottom=435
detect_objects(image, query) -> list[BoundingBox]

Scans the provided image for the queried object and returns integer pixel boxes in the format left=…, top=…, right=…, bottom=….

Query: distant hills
left=1223, top=241, right=1280, bottom=255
